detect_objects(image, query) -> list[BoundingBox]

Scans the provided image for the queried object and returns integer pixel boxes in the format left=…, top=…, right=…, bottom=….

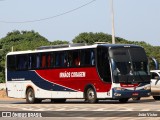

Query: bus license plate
left=132, top=93, right=139, bottom=96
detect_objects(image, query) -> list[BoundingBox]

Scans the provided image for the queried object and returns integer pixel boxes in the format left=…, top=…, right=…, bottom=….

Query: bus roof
left=6, top=44, right=142, bottom=56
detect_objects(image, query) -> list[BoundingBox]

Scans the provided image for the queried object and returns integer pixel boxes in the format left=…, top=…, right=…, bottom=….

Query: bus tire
left=26, top=88, right=41, bottom=104
left=119, top=98, right=129, bottom=103
left=153, top=96, right=160, bottom=100
left=85, top=87, right=98, bottom=103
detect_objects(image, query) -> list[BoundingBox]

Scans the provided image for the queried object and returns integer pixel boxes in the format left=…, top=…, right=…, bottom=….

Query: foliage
left=50, top=40, right=69, bottom=45
left=73, top=32, right=112, bottom=44
left=0, top=30, right=68, bottom=83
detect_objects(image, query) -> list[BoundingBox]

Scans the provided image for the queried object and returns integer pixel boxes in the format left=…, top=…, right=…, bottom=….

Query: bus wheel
left=119, top=98, right=129, bottom=103
left=153, top=96, right=160, bottom=100
left=132, top=97, right=141, bottom=101
left=51, top=99, right=66, bottom=103
left=26, top=88, right=38, bottom=104
left=86, top=88, right=98, bottom=103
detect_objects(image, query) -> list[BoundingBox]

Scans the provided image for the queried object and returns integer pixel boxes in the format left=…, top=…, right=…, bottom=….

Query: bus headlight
left=114, top=87, right=125, bottom=91
left=144, top=86, right=151, bottom=90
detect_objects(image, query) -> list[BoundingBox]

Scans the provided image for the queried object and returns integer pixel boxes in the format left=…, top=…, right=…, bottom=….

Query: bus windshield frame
left=109, top=47, right=150, bottom=83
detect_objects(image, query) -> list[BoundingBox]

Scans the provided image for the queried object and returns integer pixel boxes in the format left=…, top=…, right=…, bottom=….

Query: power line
left=0, top=0, right=96, bottom=24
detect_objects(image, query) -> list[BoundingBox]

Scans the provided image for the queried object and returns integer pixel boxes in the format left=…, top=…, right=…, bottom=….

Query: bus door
left=97, top=47, right=112, bottom=83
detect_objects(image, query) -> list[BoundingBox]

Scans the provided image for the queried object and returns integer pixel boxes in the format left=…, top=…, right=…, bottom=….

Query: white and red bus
left=5, top=43, right=151, bottom=103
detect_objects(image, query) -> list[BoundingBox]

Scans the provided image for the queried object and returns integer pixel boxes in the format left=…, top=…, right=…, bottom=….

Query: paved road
left=0, top=97, right=160, bottom=120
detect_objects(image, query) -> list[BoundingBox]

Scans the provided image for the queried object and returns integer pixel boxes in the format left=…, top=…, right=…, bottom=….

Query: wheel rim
left=87, top=89, right=95, bottom=100
left=28, top=91, right=34, bottom=102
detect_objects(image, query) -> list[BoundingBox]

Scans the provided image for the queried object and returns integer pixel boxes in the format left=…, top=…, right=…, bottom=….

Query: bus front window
left=110, top=47, right=150, bottom=83
left=112, top=61, right=133, bottom=76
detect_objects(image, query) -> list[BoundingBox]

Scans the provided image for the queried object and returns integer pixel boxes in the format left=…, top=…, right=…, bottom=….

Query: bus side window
left=28, top=55, right=31, bottom=69
left=67, top=50, right=80, bottom=67
left=81, top=49, right=94, bottom=66
left=50, top=53, right=55, bottom=67
left=17, top=55, right=28, bottom=70
left=28, top=54, right=37, bottom=69
left=23, top=55, right=28, bottom=69
left=74, top=56, right=80, bottom=66
left=91, top=50, right=95, bottom=65
left=55, top=52, right=67, bottom=67
left=38, top=53, right=53, bottom=69
left=60, top=52, right=67, bottom=67
left=73, top=51, right=80, bottom=67
left=32, top=55, right=37, bottom=69
left=55, top=53, right=60, bottom=67
left=7, top=55, right=16, bottom=71
left=36, top=54, right=40, bottom=68
left=68, top=51, right=73, bottom=67
left=17, top=56, right=23, bottom=70
left=47, top=54, right=51, bottom=67
left=41, top=54, right=46, bottom=68
left=63, top=53, right=67, bottom=67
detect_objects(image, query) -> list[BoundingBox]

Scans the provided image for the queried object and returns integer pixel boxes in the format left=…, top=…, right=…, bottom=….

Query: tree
left=73, top=32, right=112, bottom=44
left=0, top=30, right=69, bottom=82
left=50, top=40, right=69, bottom=45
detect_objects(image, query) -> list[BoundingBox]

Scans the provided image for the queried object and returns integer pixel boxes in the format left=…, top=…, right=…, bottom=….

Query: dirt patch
left=0, top=90, right=24, bottom=100
left=0, top=90, right=7, bottom=98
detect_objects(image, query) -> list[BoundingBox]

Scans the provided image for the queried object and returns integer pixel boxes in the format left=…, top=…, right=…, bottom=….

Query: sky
left=0, top=0, right=160, bottom=46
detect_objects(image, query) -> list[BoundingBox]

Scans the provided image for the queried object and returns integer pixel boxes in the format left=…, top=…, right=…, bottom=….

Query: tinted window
left=55, top=52, right=67, bottom=67
left=7, top=55, right=16, bottom=71
left=28, top=54, right=37, bottom=69
left=7, top=49, right=96, bottom=71
left=68, top=50, right=81, bottom=67
left=41, top=53, right=52, bottom=68
left=97, top=47, right=111, bottom=82
left=16, top=55, right=28, bottom=70
left=81, top=49, right=95, bottom=66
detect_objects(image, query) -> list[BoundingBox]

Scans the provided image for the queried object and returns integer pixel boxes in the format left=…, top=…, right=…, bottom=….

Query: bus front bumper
left=112, top=89, right=151, bottom=99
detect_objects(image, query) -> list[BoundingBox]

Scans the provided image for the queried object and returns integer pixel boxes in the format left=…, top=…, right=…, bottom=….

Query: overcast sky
left=0, top=0, right=160, bottom=46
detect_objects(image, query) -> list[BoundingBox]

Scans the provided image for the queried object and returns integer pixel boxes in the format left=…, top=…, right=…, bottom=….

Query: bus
left=5, top=43, right=151, bottom=103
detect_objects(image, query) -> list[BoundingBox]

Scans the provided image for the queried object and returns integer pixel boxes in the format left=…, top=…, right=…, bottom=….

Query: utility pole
left=111, top=0, right=115, bottom=44
left=11, top=46, right=13, bottom=52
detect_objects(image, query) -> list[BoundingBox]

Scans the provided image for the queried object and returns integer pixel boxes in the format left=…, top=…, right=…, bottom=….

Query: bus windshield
left=109, top=47, right=150, bottom=83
